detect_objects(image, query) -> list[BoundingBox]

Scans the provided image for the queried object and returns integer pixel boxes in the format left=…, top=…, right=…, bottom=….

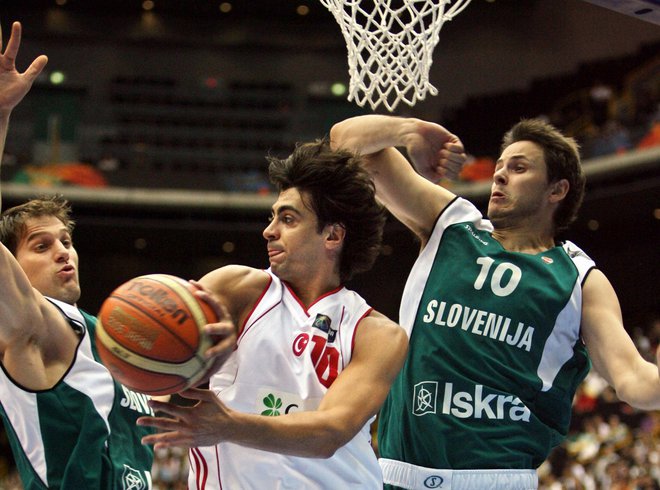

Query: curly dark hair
left=501, top=119, right=586, bottom=234
left=267, top=138, right=386, bottom=282
left=0, top=194, right=75, bottom=255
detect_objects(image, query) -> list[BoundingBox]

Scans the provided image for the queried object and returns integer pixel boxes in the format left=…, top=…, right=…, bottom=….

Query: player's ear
left=325, top=223, right=346, bottom=249
left=549, top=179, right=569, bottom=203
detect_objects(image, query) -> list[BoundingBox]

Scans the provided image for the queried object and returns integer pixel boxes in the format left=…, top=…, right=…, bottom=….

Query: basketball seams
left=146, top=275, right=213, bottom=330
left=146, top=275, right=215, bottom=356
left=100, top=294, right=198, bottom=361
left=95, top=337, right=189, bottom=395
left=96, top=323, right=205, bottom=379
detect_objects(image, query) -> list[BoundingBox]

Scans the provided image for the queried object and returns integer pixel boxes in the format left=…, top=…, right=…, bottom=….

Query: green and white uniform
left=0, top=298, right=155, bottom=490
left=378, top=198, right=593, bottom=483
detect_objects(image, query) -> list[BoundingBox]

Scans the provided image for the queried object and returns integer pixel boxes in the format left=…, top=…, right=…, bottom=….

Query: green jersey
left=378, top=198, right=593, bottom=470
left=0, top=298, right=155, bottom=489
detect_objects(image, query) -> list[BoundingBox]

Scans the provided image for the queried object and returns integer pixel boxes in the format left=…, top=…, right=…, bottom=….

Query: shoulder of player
left=581, top=268, right=617, bottom=309
left=17, top=291, right=75, bottom=345
left=197, top=266, right=271, bottom=330
left=351, top=310, right=408, bottom=370
left=358, top=310, right=407, bottom=343
left=1, top=295, right=79, bottom=386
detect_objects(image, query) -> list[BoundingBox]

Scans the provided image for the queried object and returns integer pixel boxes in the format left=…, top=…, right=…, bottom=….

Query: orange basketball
left=96, top=274, right=217, bottom=396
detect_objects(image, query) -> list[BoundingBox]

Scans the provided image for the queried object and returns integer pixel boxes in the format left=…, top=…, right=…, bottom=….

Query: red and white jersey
left=188, top=269, right=383, bottom=489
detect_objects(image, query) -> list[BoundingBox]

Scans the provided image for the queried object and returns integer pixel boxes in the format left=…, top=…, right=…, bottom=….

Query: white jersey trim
left=399, top=198, right=491, bottom=336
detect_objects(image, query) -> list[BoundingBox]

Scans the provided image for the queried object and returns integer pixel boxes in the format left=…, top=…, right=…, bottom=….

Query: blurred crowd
left=538, top=317, right=660, bottom=490
left=459, top=62, right=660, bottom=184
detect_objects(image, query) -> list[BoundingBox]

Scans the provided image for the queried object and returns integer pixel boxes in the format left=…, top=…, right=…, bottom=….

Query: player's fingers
left=194, top=289, right=231, bottom=323
left=215, top=299, right=232, bottom=322
left=142, top=432, right=190, bottom=449
left=204, top=334, right=236, bottom=360
left=23, top=55, right=48, bottom=82
left=152, top=436, right=191, bottom=451
left=435, top=149, right=465, bottom=178
left=446, top=133, right=464, bottom=147
left=188, top=279, right=206, bottom=291
left=136, top=415, right=181, bottom=431
left=177, top=387, right=218, bottom=403
left=440, top=145, right=466, bottom=161
left=146, top=399, right=189, bottom=419
left=440, top=155, right=465, bottom=172
left=204, top=318, right=235, bottom=337
left=1, top=22, right=21, bottom=65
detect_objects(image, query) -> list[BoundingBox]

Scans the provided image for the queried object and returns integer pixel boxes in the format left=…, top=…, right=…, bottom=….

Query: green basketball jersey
left=378, top=198, right=593, bottom=470
left=0, top=299, right=155, bottom=489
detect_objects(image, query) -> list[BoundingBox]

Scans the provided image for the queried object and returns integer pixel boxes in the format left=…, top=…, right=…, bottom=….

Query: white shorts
left=380, top=458, right=538, bottom=490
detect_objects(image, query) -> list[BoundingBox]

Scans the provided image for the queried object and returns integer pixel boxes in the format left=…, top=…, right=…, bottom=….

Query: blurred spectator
left=589, top=81, right=614, bottom=127
left=97, top=152, right=121, bottom=172
left=581, top=117, right=633, bottom=158
left=151, top=447, right=189, bottom=490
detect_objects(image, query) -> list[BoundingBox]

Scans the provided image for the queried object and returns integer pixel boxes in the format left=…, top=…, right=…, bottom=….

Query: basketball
left=96, top=274, right=217, bottom=396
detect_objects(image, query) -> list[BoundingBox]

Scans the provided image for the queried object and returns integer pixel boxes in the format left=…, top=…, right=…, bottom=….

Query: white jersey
left=188, top=269, right=382, bottom=489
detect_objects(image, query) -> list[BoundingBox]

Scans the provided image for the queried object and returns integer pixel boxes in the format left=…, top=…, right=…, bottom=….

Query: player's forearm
left=228, top=408, right=356, bottom=458
left=613, top=360, right=660, bottom=410
left=0, top=113, right=10, bottom=194
left=330, top=114, right=414, bottom=156
left=0, top=244, right=46, bottom=343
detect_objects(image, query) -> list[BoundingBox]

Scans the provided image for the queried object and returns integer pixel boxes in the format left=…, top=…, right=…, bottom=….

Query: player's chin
left=61, top=285, right=82, bottom=304
left=269, top=261, right=284, bottom=275
left=486, top=201, right=504, bottom=217
left=270, top=265, right=294, bottom=284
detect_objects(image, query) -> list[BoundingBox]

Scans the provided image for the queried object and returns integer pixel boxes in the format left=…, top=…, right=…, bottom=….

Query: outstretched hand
left=0, top=22, right=48, bottom=116
left=405, top=119, right=466, bottom=183
left=138, top=388, right=233, bottom=450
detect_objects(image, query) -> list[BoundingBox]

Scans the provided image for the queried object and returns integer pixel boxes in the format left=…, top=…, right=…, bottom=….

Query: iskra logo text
left=415, top=381, right=531, bottom=422
left=443, top=383, right=530, bottom=421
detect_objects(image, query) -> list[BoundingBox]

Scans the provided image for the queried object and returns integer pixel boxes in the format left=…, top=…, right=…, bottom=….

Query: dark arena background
left=0, top=0, right=658, bottom=488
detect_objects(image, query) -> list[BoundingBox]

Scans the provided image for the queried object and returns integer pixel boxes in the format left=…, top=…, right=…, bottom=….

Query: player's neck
left=286, top=274, right=342, bottom=310
left=492, top=227, right=556, bottom=254
left=490, top=211, right=557, bottom=254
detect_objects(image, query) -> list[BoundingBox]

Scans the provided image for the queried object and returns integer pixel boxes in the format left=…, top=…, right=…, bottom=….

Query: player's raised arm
left=0, top=21, right=47, bottom=184
left=0, top=241, right=64, bottom=354
left=0, top=21, right=61, bottom=381
left=330, top=115, right=466, bottom=243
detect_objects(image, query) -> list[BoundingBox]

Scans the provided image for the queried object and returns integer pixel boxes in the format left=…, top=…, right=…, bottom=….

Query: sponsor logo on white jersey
left=256, top=388, right=321, bottom=415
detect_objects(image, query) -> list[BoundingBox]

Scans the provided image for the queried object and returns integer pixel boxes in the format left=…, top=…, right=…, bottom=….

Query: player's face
left=488, top=140, right=554, bottom=228
left=263, top=188, right=327, bottom=285
left=14, top=216, right=81, bottom=305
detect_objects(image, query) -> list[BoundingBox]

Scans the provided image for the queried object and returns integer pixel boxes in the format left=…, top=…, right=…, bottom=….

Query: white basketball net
left=319, top=0, right=472, bottom=112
